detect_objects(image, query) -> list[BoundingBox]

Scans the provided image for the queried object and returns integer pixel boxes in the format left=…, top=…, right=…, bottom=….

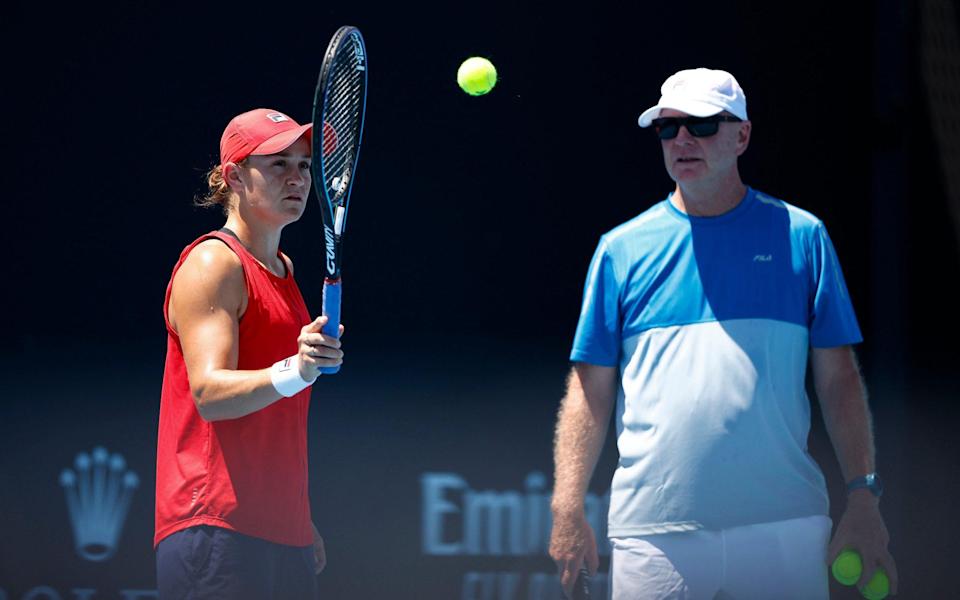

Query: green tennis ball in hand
left=457, top=57, right=497, bottom=96
left=861, top=569, right=890, bottom=600
left=832, top=549, right=862, bottom=586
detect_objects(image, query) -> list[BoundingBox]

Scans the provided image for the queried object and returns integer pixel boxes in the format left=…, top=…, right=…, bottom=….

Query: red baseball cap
left=219, top=108, right=313, bottom=165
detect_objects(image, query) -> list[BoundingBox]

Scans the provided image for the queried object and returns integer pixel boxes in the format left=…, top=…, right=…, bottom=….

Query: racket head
left=311, top=25, right=368, bottom=281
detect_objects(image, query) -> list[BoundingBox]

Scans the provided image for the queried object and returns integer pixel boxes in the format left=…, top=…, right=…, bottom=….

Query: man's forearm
left=813, top=346, right=876, bottom=483
left=551, top=364, right=616, bottom=516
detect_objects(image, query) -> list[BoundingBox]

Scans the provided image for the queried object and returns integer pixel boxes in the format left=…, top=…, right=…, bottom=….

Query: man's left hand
left=827, top=492, right=898, bottom=595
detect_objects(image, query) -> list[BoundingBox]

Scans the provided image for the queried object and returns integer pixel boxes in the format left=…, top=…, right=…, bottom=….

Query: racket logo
left=352, top=36, right=366, bottom=71
left=323, top=224, right=337, bottom=273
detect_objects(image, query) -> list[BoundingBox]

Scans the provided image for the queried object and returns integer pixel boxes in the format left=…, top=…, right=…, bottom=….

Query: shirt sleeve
left=570, top=238, right=621, bottom=366
left=809, top=223, right=863, bottom=347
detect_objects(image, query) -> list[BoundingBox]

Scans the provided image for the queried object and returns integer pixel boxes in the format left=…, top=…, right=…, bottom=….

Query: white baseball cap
left=638, top=68, right=748, bottom=127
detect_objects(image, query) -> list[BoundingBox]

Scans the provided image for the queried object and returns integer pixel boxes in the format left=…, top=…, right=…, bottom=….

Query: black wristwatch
left=846, top=472, right=883, bottom=497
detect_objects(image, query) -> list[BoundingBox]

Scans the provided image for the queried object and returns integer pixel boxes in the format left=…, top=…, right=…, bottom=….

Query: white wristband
left=270, top=355, right=317, bottom=397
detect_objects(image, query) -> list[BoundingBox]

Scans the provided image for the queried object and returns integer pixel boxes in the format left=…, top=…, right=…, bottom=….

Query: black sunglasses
left=651, top=115, right=742, bottom=140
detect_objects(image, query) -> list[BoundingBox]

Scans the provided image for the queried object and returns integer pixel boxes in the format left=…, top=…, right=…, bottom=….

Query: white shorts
left=609, top=515, right=831, bottom=600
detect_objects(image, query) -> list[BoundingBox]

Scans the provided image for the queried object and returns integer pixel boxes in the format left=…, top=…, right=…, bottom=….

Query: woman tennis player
left=154, top=108, right=342, bottom=599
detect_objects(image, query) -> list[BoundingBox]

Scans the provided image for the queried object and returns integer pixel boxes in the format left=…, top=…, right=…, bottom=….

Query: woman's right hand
left=297, top=316, right=344, bottom=380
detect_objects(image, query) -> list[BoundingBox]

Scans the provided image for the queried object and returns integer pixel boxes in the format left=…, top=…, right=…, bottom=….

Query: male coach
left=549, top=68, right=897, bottom=599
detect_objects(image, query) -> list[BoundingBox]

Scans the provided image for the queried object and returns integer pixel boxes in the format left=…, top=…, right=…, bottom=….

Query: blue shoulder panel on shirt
left=571, top=188, right=862, bottom=365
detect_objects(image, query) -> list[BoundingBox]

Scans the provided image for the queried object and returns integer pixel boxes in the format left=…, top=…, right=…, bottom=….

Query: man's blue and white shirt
left=571, top=187, right=862, bottom=536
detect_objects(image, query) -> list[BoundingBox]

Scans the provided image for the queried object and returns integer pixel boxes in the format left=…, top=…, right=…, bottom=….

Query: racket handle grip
left=320, top=279, right=341, bottom=375
left=572, top=567, right=590, bottom=600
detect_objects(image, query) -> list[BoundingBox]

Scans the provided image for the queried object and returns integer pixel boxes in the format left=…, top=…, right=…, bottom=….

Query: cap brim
left=250, top=123, right=314, bottom=155
left=637, top=99, right=724, bottom=127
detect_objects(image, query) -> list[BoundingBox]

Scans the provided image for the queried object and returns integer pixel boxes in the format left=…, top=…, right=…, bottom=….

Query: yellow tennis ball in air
left=457, top=57, right=497, bottom=96
left=861, top=569, right=890, bottom=600
left=831, top=549, right=862, bottom=586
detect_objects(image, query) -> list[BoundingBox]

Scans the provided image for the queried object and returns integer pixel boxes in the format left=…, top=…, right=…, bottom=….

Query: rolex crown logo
left=59, top=446, right=139, bottom=561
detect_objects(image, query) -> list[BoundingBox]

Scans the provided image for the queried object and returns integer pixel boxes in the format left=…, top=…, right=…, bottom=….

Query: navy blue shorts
left=156, top=525, right=318, bottom=600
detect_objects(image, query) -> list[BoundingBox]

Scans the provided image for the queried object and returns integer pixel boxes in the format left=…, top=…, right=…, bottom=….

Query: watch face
left=848, top=473, right=883, bottom=497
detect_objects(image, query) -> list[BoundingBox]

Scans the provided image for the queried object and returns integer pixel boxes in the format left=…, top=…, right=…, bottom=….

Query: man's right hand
left=549, top=512, right=599, bottom=599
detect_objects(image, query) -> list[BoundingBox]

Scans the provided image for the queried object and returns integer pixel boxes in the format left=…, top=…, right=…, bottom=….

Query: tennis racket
left=311, top=25, right=367, bottom=374
left=572, top=567, right=591, bottom=600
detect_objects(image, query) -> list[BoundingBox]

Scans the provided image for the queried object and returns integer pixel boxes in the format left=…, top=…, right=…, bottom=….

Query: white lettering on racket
left=353, top=37, right=365, bottom=71
left=324, top=224, right=336, bottom=273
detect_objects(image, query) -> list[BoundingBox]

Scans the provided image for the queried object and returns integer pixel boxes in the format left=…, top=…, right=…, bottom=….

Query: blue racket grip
left=320, top=279, right=341, bottom=374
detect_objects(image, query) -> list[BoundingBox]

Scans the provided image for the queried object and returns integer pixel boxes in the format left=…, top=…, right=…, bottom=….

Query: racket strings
left=322, top=39, right=365, bottom=202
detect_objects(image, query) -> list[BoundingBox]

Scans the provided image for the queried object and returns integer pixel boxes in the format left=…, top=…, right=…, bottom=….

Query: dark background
left=1, top=1, right=957, bottom=598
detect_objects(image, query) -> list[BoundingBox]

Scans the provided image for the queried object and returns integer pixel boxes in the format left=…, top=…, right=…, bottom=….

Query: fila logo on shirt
left=753, top=254, right=773, bottom=262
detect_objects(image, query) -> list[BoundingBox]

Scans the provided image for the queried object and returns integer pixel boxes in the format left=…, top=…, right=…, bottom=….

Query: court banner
left=420, top=471, right=610, bottom=600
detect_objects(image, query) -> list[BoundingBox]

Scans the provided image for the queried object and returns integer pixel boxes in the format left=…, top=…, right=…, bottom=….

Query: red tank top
left=155, top=231, right=313, bottom=547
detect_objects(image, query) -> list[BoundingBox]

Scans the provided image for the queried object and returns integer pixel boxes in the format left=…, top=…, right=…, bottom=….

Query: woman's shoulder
left=174, top=238, right=245, bottom=296
left=187, top=237, right=243, bottom=271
